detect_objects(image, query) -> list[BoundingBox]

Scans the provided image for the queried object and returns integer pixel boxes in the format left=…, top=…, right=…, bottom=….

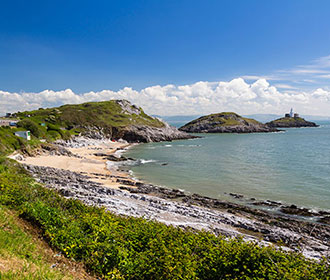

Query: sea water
left=123, top=121, right=330, bottom=211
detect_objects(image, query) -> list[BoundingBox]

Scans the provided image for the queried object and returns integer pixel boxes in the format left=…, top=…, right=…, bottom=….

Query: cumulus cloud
left=1, top=78, right=330, bottom=116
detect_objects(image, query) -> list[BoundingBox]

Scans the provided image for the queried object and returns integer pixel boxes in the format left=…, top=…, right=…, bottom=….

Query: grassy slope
left=182, top=112, right=261, bottom=128
left=0, top=127, right=40, bottom=155
left=0, top=157, right=329, bottom=279
left=1, top=100, right=165, bottom=152
left=13, top=100, right=164, bottom=139
left=270, top=117, right=306, bottom=124
left=0, top=206, right=96, bottom=280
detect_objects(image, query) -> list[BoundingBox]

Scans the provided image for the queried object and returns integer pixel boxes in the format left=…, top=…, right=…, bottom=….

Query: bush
left=47, top=124, right=71, bottom=141
left=46, top=130, right=61, bottom=140
left=17, top=119, right=42, bottom=138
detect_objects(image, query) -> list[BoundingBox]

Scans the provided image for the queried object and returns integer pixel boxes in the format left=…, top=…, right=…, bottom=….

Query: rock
left=318, top=216, right=330, bottom=225
left=179, top=112, right=279, bottom=133
left=229, top=193, right=244, bottom=199
left=266, top=117, right=318, bottom=128
left=280, top=205, right=314, bottom=216
left=252, top=200, right=282, bottom=207
left=22, top=163, right=330, bottom=260
left=117, top=179, right=136, bottom=186
left=120, top=122, right=197, bottom=143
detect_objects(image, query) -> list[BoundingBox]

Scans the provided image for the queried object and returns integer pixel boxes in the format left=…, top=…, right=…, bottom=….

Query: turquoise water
left=124, top=122, right=330, bottom=211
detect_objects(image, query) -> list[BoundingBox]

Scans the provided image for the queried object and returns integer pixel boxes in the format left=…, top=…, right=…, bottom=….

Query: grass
left=14, top=100, right=164, bottom=136
left=0, top=205, right=95, bottom=280
left=1, top=100, right=165, bottom=152
left=182, top=112, right=262, bottom=128
left=0, top=127, right=40, bottom=155
left=0, top=157, right=329, bottom=279
left=270, top=117, right=305, bottom=123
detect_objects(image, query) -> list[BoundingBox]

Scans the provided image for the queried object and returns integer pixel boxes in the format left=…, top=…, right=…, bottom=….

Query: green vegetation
left=0, top=157, right=329, bottom=279
left=14, top=100, right=164, bottom=138
left=1, top=100, right=164, bottom=151
left=17, top=119, right=43, bottom=138
left=266, top=117, right=318, bottom=128
left=0, top=205, right=78, bottom=279
left=271, top=117, right=305, bottom=123
left=0, top=127, right=40, bottom=155
left=183, top=112, right=260, bottom=128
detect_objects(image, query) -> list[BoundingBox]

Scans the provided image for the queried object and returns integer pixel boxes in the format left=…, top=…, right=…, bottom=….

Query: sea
left=123, top=121, right=330, bottom=211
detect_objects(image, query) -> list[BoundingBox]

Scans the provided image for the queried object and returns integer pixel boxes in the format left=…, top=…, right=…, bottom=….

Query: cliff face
left=13, top=100, right=193, bottom=143
left=179, top=112, right=279, bottom=133
left=120, top=123, right=193, bottom=143
left=266, top=117, right=318, bottom=128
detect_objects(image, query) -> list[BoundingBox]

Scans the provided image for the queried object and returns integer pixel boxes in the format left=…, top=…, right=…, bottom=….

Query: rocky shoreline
left=20, top=140, right=330, bottom=260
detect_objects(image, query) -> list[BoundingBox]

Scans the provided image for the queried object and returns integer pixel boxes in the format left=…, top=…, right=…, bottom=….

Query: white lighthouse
left=290, top=108, right=294, bottom=118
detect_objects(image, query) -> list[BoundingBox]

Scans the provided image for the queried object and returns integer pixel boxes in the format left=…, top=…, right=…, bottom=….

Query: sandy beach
left=17, top=139, right=133, bottom=189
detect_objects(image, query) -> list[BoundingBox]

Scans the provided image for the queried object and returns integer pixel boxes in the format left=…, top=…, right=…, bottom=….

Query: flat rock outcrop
left=266, top=117, right=318, bottom=128
left=179, top=112, right=279, bottom=133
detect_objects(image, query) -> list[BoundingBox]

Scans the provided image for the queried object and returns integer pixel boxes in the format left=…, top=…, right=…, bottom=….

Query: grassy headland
left=12, top=100, right=164, bottom=140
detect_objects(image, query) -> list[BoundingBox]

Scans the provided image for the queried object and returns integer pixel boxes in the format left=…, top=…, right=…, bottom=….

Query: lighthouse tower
left=289, top=108, right=294, bottom=118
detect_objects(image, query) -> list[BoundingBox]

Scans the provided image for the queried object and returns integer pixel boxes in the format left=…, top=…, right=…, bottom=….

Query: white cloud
left=1, top=78, right=330, bottom=117
left=273, top=84, right=297, bottom=89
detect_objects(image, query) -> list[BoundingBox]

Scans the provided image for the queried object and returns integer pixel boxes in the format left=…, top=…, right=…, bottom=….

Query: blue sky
left=1, top=0, right=330, bottom=116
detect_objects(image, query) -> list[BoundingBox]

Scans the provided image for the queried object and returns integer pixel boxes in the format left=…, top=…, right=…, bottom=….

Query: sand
left=18, top=141, right=133, bottom=189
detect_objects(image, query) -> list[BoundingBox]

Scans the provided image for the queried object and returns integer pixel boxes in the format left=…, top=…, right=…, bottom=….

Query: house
left=14, top=131, right=31, bottom=140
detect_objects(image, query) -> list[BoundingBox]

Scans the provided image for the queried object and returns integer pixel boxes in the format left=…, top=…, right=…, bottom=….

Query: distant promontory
left=266, top=109, right=318, bottom=128
left=179, top=112, right=279, bottom=133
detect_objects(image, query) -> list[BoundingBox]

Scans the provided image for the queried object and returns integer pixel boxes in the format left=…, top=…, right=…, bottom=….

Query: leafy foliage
left=0, top=205, right=75, bottom=279
left=0, top=157, right=329, bottom=279
left=17, top=119, right=43, bottom=138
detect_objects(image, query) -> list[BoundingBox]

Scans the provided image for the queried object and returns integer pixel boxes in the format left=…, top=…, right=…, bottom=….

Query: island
left=179, top=112, right=279, bottom=133
left=266, top=109, right=318, bottom=128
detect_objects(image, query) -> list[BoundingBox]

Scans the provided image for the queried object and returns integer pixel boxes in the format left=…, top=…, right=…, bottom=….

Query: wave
left=107, top=158, right=156, bottom=170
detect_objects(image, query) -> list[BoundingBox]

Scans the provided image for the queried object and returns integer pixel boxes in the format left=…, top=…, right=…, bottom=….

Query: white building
left=14, top=131, right=31, bottom=140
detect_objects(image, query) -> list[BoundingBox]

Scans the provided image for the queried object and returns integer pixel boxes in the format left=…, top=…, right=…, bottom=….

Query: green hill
left=1, top=100, right=191, bottom=145
left=179, top=112, right=279, bottom=133
left=266, top=116, right=318, bottom=128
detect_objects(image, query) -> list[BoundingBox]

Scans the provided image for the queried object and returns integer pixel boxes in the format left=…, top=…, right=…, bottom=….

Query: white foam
left=107, top=158, right=156, bottom=170
left=140, top=159, right=156, bottom=164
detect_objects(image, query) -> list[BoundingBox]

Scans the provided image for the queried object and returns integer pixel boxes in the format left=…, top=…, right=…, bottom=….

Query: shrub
left=17, top=119, right=42, bottom=138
